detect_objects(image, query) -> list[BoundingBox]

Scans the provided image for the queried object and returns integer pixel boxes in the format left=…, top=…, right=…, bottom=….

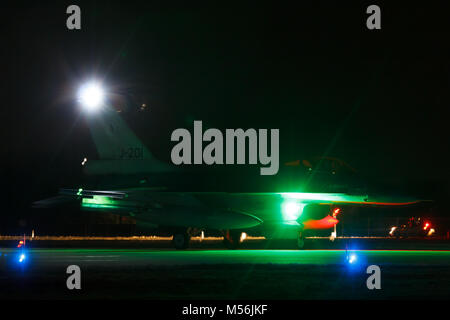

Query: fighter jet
left=33, top=84, right=425, bottom=249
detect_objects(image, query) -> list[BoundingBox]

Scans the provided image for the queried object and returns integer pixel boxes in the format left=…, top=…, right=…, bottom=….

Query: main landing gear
left=172, top=230, right=191, bottom=249
left=223, top=230, right=243, bottom=249
left=296, top=232, right=305, bottom=249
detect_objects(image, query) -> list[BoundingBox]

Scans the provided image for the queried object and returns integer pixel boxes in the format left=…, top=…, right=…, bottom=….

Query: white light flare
left=389, top=227, right=396, bottom=236
left=19, top=253, right=26, bottom=263
left=78, top=82, right=105, bottom=111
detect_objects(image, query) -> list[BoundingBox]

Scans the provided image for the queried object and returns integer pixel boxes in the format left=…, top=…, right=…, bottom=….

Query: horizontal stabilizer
left=32, top=195, right=78, bottom=208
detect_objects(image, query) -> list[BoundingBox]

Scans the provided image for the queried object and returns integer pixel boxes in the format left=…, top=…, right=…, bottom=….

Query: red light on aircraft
left=17, top=240, right=24, bottom=248
left=303, top=215, right=339, bottom=230
left=423, top=222, right=430, bottom=230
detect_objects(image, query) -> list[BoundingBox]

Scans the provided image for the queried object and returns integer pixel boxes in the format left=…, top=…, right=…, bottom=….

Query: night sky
left=2, top=1, right=450, bottom=218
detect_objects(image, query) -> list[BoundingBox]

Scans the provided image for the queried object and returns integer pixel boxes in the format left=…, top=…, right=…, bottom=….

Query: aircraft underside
left=33, top=186, right=423, bottom=250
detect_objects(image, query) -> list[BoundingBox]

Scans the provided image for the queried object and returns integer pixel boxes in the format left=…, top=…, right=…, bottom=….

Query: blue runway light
left=19, top=253, right=26, bottom=263
left=344, top=250, right=368, bottom=272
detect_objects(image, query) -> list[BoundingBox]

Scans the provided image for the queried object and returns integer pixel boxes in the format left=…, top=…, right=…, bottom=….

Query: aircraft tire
left=173, top=232, right=190, bottom=249
left=296, top=233, right=305, bottom=249
left=223, top=230, right=242, bottom=249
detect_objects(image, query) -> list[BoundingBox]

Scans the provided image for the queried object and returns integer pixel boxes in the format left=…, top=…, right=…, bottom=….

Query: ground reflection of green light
left=18, top=249, right=450, bottom=266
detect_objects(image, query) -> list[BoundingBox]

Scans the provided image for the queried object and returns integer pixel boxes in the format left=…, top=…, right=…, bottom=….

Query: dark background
left=2, top=1, right=450, bottom=229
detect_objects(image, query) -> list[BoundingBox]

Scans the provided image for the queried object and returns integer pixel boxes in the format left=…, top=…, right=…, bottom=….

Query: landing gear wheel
left=223, top=230, right=242, bottom=249
left=296, top=233, right=305, bottom=249
left=172, top=232, right=190, bottom=249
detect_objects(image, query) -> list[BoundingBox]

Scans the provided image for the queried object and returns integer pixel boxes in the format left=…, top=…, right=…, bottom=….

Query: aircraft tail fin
left=85, top=107, right=175, bottom=173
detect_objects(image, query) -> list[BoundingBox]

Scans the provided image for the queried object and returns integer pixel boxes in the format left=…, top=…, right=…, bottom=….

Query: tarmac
left=1, top=240, right=450, bottom=299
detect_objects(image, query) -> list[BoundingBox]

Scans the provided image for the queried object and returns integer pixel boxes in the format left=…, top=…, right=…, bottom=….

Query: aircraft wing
left=261, top=192, right=425, bottom=206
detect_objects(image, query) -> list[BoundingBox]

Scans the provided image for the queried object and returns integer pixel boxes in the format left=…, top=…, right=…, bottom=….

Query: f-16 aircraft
left=33, top=84, right=425, bottom=249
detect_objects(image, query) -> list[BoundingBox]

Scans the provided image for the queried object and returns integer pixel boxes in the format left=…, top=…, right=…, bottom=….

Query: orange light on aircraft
left=389, top=226, right=397, bottom=236
left=332, top=208, right=341, bottom=218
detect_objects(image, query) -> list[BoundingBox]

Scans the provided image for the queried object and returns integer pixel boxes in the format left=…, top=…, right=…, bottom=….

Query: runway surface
left=2, top=248, right=450, bottom=267
left=1, top=248, right=450, bottom=299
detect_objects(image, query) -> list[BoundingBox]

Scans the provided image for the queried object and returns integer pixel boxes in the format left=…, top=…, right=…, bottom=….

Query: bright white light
left=348, top=254, right=357, bottom=264
left=285, top=202, right=300, bottom=214
left=389, top=227, right=396, bottom=236
left=282, top=202, right=305, bottom=221
left=19, top=254, right=26, bottom=263
left=78, top=82, right=104, bottom=111
left=330, top=231, right=336, bottom=241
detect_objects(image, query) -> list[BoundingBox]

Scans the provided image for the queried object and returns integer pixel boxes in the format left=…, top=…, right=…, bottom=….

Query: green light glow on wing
left=276, top=192, right=420, bottom=205
left=281, top=201, right=307, bottom=221
left=278, top=192, right=364, bottom=202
